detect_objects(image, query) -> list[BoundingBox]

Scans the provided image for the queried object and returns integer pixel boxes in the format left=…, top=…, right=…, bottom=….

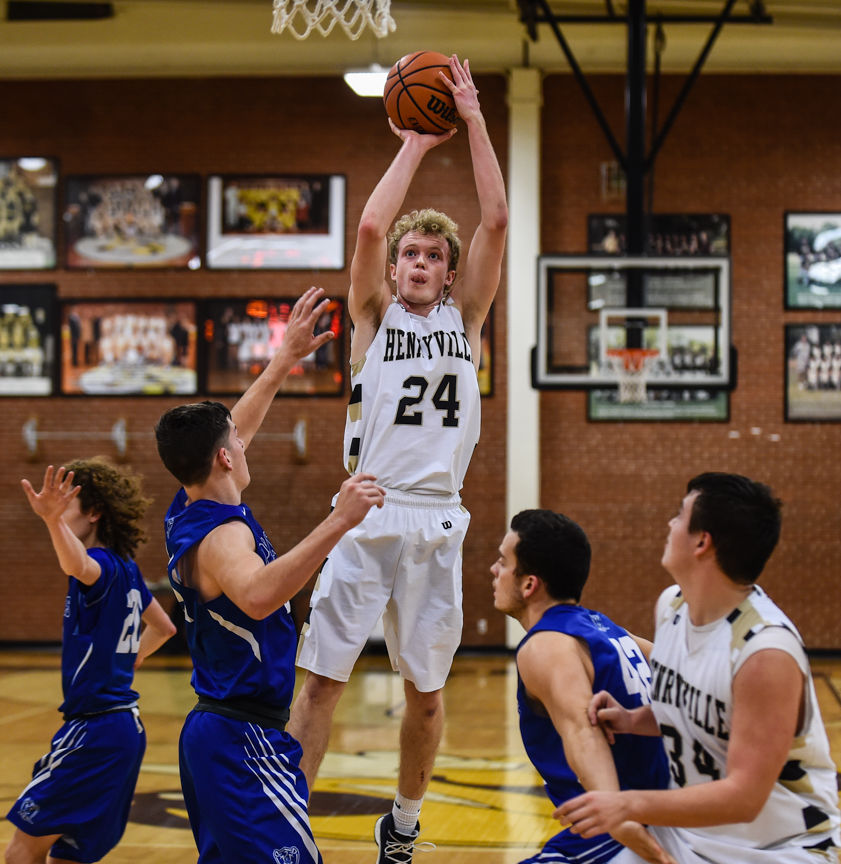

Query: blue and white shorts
left=6, top=708, right=146, bottom=863
left=179, top=708, right=321, bottom=864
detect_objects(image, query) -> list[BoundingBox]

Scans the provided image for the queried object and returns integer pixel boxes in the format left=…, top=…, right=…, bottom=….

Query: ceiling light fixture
left=343, top=64, right=388, bottom=97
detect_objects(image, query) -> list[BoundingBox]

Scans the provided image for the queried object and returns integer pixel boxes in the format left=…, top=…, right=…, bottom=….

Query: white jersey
left=650, top=584, right=840, bottom=860
left=344, top=300, right=480, bottom=496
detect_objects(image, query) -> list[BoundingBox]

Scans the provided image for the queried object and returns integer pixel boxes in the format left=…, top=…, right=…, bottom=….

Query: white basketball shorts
left=296, top=489, right=469, bottom=692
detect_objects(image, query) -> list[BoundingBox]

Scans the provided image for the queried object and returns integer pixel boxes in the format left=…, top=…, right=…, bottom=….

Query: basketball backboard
left=533, top=255, right=732, bottom=389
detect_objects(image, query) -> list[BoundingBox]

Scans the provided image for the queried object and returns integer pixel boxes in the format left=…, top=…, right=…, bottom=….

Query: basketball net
left=271, top=0, right=396, bottom=40
left=606, top=348, right=659, bottom=404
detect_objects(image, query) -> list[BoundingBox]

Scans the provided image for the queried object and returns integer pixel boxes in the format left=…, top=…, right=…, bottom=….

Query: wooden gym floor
left=1, top=650, right=840, bottom=863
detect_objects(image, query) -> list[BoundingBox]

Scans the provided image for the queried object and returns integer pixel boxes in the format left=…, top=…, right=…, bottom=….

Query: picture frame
left=63, top=174, right=201, bottom=269
left=205, top=174, right=345, bottom=270
left=785, top=323, right=841, bottom=421
left=784, top=212, right=841, bottom=309
left=201, top=297, right=346, bottom=397
left=0, top=283, right=57, bottom=395
left=588, top=213, right=730, bottom=257
left=588, top=389, right=729, bottom=421
left=59, top=299, right=198, bottom=396
left=0, top=157, right=58, bottom=269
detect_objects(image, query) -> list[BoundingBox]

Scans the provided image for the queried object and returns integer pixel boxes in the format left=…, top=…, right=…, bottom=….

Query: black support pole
left=625, top=0, right=647, bottom=331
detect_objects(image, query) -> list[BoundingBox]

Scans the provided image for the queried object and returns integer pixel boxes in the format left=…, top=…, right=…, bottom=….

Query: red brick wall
left=541, top=74, right=841, bottom=648
left=0, top=76, right=509, bottom=646
left=3, top=72, right=840, bottom=650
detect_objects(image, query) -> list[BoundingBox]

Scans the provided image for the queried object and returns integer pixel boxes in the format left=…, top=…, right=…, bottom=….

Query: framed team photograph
left=588, top=213, right=730, bottom=257
left=205, top=174, right=345, bottom=270
left=0, top=283, right=57, bottom=395
left=785, top=323, right=841, bottom=421
left=0, top=157, right=58, bottom=269
left=202, top=297, right=345, bottom=396
left=63, top=174, right=201, bottom=269
left=59, top=299, right=198, bottom=395
left=784, top=212, right=841, bottom=309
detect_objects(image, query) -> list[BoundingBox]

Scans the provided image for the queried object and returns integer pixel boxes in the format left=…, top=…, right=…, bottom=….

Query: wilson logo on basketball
left=426, top=96, right=458, bottom=125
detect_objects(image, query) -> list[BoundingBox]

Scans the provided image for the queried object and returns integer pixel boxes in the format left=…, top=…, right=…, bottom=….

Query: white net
left=271, top=0, right=396, bottom=40
left=606, top=350, right=658, bottom=404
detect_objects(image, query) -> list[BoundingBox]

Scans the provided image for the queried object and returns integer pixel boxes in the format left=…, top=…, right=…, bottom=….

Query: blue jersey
left=164, top=488, right=297, bottom=710
left=517, top=604, right=670, bottom=863
left=60, top=547, right=153, bottom=717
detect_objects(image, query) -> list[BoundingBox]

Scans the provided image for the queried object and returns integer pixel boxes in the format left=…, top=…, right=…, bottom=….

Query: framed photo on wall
left=588, top=213, right=730, bottom=257
left=63, top=174, right=201, bottom=269
left=784, top=212, right=841, bottom=308
left=59, top=299, right=198, bottom=395
left=201, top=297, right=345, bottom=396
left=785, top=323, right=841, bottom=420
left=205, top=174, right=345, bottom=269
left=0, top=157, right=58, bottom=269
left=0, top=283, right=57, bottom=395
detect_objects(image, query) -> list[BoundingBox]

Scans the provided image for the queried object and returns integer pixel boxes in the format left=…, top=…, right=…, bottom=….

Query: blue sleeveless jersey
left=517, top=604, right=670, bottom=862
left=164, top=488, right=297, bottom=710
left=60, top=547, right=153, bottom=717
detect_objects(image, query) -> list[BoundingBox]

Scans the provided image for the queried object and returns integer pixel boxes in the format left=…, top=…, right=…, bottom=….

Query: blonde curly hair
left=65, top=456, right=150, bottom=560
left=388, top=209, right=461, bottom=292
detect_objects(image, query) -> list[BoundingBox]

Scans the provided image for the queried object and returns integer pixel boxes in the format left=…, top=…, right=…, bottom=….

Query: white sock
left=392, top=793, right=422, bottom=834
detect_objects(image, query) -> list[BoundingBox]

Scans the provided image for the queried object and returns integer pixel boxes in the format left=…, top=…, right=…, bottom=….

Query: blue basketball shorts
left=179, top=708, right=322, bottom=864
left=6, top=708, right=146, bottom=863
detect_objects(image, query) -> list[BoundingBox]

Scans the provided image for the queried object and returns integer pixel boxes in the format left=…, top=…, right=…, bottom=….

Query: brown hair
left=65, top=456, right=150, bottom=560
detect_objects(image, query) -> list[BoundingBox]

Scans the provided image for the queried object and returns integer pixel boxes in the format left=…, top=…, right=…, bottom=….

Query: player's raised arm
left=231, top=286, right=334, bottom=449
left=21, top=465, right=102, bottom=586
left=442, top=55, right=508, bottom=331
left=349, top=123, right=455, bottom=333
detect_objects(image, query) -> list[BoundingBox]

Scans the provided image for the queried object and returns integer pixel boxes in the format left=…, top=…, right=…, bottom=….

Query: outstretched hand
left=588, top=690, right=631, bottom=745
left=441, top=54, right=481, bottom=123
left=278, top=286, right=335, bottom=365
left=555, top=789, right=631, bottom=839
left=21, top=465, right=80, bottom=524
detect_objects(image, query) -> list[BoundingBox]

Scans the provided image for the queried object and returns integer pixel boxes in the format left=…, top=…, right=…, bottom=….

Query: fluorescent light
left=344, top=64, right=388, bottom=97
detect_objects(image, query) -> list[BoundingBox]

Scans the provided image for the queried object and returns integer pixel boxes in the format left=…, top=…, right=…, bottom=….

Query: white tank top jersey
left=650, top=583, right=841, bottom=856
left=343, top=300, right=481, bottom=496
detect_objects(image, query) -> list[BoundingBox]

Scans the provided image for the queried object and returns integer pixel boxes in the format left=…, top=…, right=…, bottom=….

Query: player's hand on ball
left=334, top=473, right=386, bottom=528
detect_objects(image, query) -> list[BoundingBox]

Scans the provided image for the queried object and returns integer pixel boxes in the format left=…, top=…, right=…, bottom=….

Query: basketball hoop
left=271, top=0, right=396, bottom=40
left=606, top=348, right=659, bottom=404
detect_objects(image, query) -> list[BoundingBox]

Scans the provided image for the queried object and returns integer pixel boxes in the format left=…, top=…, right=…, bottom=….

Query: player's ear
left=444, top=270, right=455, bottom=286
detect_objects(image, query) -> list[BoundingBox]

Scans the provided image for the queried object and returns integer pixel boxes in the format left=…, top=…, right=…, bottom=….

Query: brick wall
left=2, top=72, right=840, bottom=649
left=0, top=75, right=509, bottom=646
left=541, top=74, right=841, bottom=648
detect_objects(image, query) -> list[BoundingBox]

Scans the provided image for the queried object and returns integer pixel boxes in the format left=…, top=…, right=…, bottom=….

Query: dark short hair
left=510, top=509, right=591, bottom=602
left=65, top=457, right=149, bottom=560
left=686, top=472, right=782, bottom=585
left=154, top=401, right=231, bottom=486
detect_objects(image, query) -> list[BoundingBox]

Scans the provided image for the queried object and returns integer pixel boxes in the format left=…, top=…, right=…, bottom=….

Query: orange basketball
left=383, top=50, right=459, bottom=134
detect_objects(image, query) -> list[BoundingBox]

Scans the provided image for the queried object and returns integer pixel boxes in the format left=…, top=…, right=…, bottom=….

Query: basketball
left=383, top=50, right=459, bottom=134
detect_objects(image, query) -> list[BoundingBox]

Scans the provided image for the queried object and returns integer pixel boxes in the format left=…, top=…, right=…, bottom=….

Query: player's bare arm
left=134, top=598, right=178, bottom=669
left=231, top=286, right=335, bottom=448
left=21, top=465, right=102, bottom=586
left=519, top=633, right=675, bottom=864
left=194, top=473, right=385, bottom=619
left=560, top=647, right=804, bottom=835
left=441, top=55, right=508, bottom=348
left=349, top=123, right=455, bottom=359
